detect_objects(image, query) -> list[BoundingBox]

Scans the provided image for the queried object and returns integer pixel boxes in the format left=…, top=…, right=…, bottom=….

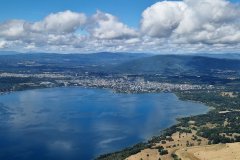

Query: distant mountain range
left=0, top=51, right=20, bottom=55
left=112, top=55, right=240, bottom=75
left=195, top=53, right=240, bottom=60
left=0, top=51, right=239, bottom=75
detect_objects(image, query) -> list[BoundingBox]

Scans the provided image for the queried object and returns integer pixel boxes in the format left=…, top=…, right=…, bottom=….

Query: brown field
left=125, top=148, right=161, bottom=160
left=176, top=142, right=240, bottom=160
left=125, top=128, right=240, bottom=160
left=125, top=130, right=208, bottom=160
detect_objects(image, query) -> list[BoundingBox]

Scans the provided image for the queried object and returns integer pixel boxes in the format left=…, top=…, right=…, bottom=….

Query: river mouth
left=0, top=87, right=208, bottom=160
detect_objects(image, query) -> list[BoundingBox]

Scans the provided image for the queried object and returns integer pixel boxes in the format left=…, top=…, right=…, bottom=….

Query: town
left=0, top=72, right=214, bottom=94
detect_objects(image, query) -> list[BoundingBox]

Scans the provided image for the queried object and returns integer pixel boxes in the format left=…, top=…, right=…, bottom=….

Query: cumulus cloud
left=141, top=1, right=187, bottom=37
left=0, top=0, right=240, bottom=54
left=0, top=20, right=25, bottom=40
left=0, top=11, right=87, bottom=40
left=25, top=10, right=86, bottom=34
left=90, top=11, right=138, bottom=39
left=0, top=39, right=6, bottom=48
left=0, top=10, right=140, bottom=53
left=141, top=0, right=240, bottom=46
left=0, top=10, right=88, bottom=52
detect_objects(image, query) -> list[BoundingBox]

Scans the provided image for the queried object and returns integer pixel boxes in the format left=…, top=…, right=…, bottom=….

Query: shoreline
left=0, top=86, right=211, bottom=160
left=96, top=91, right=222, bottom=160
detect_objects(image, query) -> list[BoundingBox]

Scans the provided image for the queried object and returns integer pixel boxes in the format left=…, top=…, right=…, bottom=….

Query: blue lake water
left=0, top=87, right=208, bottom=160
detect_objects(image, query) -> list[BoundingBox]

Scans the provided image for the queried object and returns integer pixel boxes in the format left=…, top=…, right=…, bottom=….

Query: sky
left=0, top=0, right=240, bottom=54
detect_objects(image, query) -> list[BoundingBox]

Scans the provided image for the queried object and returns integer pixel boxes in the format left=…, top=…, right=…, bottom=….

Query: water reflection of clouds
left=49, top=140, right=73, bottom=151
left=139, top=93, right=177, bottom=140
left=98, top=136, right=126, bottom=148
left=0, top=87, right=208, bottom=160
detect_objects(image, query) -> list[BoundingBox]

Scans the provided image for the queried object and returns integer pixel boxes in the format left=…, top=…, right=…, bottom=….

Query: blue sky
left=0, top=0, right=240, bottom=53
left=1, top=0, right=238, bottom=26
left=0, top=0, right=161, bottom=27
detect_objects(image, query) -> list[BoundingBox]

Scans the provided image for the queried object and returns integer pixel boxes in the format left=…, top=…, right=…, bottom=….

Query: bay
left=0, top=87, right=208, bottom=160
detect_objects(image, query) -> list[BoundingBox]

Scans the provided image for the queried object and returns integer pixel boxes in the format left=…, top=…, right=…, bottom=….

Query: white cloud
left=141, top=0, right=240, bottom=45
left=0, top=10, right=88, bottom=52
left=0, top=1, right=240, bottom=54
left=90, top=11, right=138, bottom=39
left=141, top=1, right=187, bottom=37
left=25, top=10, right=86, bottom=34
left=0, top=20, right=25, bottom=39
left=0, top=39, right=6, bottom=48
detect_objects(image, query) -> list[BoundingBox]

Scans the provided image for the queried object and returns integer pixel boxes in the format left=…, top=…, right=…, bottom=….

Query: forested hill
left=0, top=52, right=239, bottom=76
left=112, top=55, right=240, bottom=75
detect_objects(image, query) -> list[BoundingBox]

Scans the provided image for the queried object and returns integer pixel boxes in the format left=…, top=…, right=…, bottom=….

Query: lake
left=0, top=87, right=208, bottom=160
